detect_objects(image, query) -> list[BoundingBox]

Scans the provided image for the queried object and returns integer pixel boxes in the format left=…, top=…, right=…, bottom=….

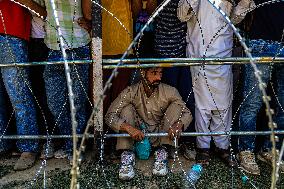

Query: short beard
left=149, top=81, right=160, bottom=89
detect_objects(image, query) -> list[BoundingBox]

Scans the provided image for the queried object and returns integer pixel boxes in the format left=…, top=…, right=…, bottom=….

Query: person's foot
left=54, top=149, right=68, bottom=159
left=162, top=144, right=177, bottom=159
left=214, top=147, right=237, bottom=167
left=40, top=142, right=54, bottom=159
left=181, top=143, right=196, bottom=160
left=152, top=148, right=168, bottom=176
left=238, top=151, right=260, bottom=175
left=257, top=150, right=284, bottom=174
left=196, top=148, right=210, bottom=166
left=119, top=151, right=135, bottom=180
left=68, top=153, right=85, bottom=166
left=14, top=152, right=37, bottom=171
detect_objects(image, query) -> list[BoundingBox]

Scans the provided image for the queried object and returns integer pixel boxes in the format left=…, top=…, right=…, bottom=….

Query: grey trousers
left=116, top=104, right=180, bottom=150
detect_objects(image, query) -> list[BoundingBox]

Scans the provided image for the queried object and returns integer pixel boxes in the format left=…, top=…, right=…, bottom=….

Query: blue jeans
left=239, top=39, right=284, bottom=151
left=45, top=45, right=90, bottom=153
left=0, top=35, right=39, bottom=152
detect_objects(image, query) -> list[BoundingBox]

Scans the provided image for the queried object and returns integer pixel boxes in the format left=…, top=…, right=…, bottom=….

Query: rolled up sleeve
left=231, top=0, right=256, bottom=25
left=105, top=87, right=133, bottom=132
left=177, top=0, right=199, bottom=22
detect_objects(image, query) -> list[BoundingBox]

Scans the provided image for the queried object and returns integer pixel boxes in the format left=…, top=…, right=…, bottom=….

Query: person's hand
left=121, top=123, right=145, bottom=141
left=168, top=122, right=183, bottom=141
left=77, top=17, right=91, bottom=33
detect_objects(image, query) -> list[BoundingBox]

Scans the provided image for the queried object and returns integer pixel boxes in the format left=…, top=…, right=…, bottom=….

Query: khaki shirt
left=105, top=82, right=192, bottom=133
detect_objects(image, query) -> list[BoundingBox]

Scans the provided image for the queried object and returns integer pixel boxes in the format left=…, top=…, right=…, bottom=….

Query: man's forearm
left=82, top=0, right=92, bottom=21
left=14, top=0, right=46, bottom=18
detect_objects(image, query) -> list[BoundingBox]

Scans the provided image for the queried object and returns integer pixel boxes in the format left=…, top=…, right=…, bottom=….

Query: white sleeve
left=177, top=0, right=199, bottom=22
left=231, top=0, right=256, bottom=25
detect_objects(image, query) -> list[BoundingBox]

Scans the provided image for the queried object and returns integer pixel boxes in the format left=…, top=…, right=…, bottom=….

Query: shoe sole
left=239, top=165, right=260, bottom=175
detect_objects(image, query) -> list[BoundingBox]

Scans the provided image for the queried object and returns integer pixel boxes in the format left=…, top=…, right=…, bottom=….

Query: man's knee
left=120, top=104, right=137, bottom=125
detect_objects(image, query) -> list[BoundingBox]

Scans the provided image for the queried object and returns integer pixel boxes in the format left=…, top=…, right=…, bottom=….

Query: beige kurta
left=105, top=82, right=192, bottom=134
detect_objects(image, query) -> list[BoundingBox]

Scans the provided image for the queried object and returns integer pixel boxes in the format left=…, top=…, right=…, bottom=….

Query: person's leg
left=211, top=108, right=232, bottom=150
left=195, top=108, right=211, bottom=149
left=238, top=63, right=271, bottom=152
left=0, top=73, right=9, bottom=153
left=116, top=104, right=142, bottom=150
left=64, top=46, right=90, bottom=153
left=115, top=104, right=141, bottom=180
left=0, top=35, right=39, bottom=170
left=45, top=46, right=90, bottom=156
left=195, top=108, right=212, bottom=165
left=44, top=50, right=71, bottom=157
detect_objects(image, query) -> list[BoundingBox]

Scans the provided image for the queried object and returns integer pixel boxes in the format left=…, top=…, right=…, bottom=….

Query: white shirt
left=177, top=0, right=254, bottom=109
left=31, top=16, right=45, bottom=38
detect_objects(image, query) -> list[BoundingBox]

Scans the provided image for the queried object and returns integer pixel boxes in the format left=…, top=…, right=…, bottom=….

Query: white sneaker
left=119, top=151, right=135, bottom=180
left=152, top=148, right=168, bottom=176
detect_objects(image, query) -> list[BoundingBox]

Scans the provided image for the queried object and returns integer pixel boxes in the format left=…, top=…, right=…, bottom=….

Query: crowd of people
left=0, top=0, right=283, bottom=181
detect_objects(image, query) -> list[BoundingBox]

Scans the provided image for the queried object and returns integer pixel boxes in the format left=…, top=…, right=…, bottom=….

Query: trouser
left=28, top=38, right=53, bottom=135
left=0, top=35, right=39, bottom=152
left=0, top=72, right=9, bottom=152
left=44, top=45, right=90, bottom=153
left=195, top=107, right=232, bottom=150
left=238, top=39, right=284, bottom=151
left=116, top=104, right=180, bottom=150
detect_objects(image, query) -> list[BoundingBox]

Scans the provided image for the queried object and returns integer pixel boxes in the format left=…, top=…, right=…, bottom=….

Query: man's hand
left=168, top=122, right=183, bottom=141
left=77, top=17, right=91, bottom=33
left=121, top=123, right=145, bottom=141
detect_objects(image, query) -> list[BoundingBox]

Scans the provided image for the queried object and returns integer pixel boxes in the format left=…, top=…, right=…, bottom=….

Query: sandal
left=196, top=148, right=211, bottom=166
left=215, top=147, right=237, bottom=167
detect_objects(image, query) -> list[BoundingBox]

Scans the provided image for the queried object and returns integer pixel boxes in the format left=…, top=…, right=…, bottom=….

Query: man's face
left=144, top=68, right=163, bottom=88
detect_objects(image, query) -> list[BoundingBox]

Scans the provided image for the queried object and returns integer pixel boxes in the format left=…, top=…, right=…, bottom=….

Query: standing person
left=154, top=0, right=195, bottom=159
left=40, top=0, right=91, bottom=163
left=27, top=0, right=55, bottom=160
left=0, top=0, right=41, bottom=170
left=238, top=0, right=284, bottom=175
left=177, top=0, right=254, bottom=166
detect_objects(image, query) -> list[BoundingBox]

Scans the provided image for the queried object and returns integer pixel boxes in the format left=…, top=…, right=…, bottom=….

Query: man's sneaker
left=238, top=151, right=260, bottom=175
left=119, top=151, right=135, bottom=180
left=257, top=150, right=280, bottom=164
left=257, top=150, right=284, bottom=174
left=152, top=148, right=168, bottom=176
left=54, top=149, right=68, bottom=159
left=40, top=142, right=54, bottom=159
left=14, top=152, right=37, bottom=171
left=181, top=144, right=196, bottom=160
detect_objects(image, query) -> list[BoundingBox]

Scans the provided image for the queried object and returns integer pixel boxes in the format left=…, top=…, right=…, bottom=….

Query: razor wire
left=0, top=0, right=284, bottom=188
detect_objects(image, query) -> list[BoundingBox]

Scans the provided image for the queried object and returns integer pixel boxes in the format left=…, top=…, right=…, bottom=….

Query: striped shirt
left=154, top=0, right=187, bottom=58
left=43, top=0, right=91, bottom=50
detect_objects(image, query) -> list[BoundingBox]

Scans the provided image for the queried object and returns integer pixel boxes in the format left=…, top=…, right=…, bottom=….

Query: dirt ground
left=0, top=149, right=283, bottom=189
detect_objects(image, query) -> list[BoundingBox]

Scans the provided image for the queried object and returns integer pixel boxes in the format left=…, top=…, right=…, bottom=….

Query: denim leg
left=0, top=73, right=9, bottom=152
left=262, top=64, right=284, bottom=151
left=45, top=46, right=90, bottom=153
left=238, top=63, right=271, bottom=151
left=0, top=35, right=39, bottom=152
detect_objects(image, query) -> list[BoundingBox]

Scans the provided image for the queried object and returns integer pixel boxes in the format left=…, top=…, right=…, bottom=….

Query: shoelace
left=243, top=152, right=257, bottom=165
